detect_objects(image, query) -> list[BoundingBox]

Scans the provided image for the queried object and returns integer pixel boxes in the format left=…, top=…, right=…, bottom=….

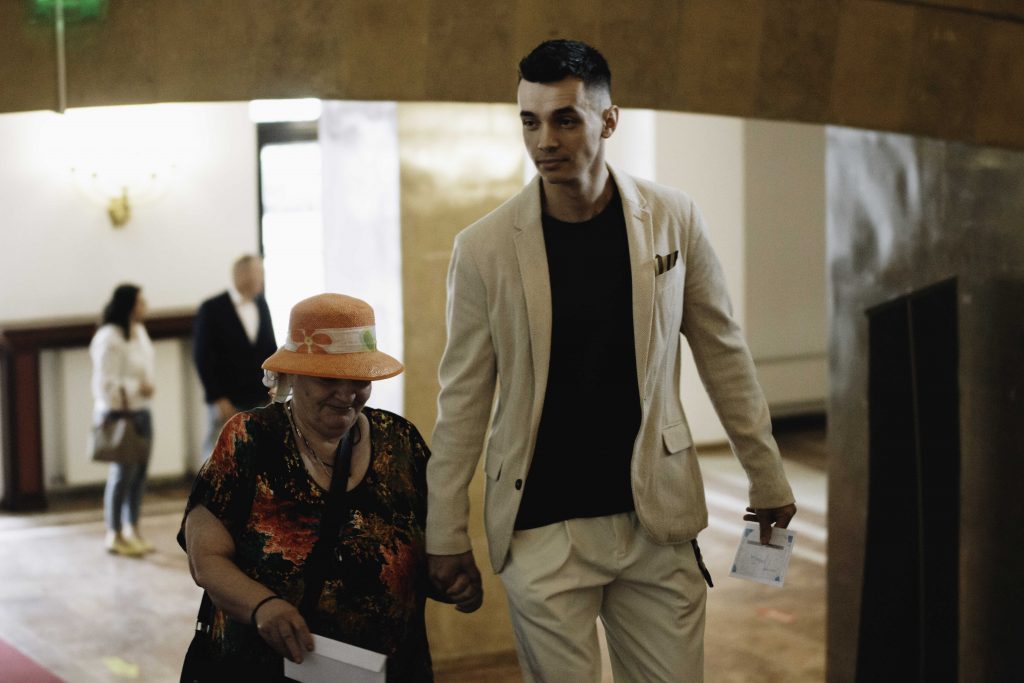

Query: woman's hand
left=186, top=507, right=314, bottom=663
left=253, top=597, right=315, bottom=664
left=139, top=381, right=155, bottom=398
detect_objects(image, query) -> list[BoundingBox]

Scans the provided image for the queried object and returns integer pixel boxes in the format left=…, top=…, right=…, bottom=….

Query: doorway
left=858, top=278, right=960, bottom=682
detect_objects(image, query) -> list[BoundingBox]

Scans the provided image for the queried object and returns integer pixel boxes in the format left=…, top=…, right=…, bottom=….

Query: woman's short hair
left=262, top=370, right=292, bottom=403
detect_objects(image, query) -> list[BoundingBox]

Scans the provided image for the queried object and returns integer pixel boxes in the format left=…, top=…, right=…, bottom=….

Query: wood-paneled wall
left=2, top=1, right=1022, bottom=149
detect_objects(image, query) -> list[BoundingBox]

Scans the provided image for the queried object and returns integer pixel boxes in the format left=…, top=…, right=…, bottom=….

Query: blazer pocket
left=654, top=265, right=684, bottom=301
left=662, top=421, right=694, bottom=455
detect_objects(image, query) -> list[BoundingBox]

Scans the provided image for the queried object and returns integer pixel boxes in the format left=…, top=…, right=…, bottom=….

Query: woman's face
left=130, top=293, right=148, bottom=321
left=290, top=375, right=371, bottom=438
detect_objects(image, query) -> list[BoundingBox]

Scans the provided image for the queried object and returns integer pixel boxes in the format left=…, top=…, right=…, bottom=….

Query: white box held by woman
left=283, top=634, right=386, bottom=683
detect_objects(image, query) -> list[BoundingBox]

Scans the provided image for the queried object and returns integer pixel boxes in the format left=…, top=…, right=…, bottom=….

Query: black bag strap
left=105, top=387, right=132, bottom=420
left=297, top=426, right=356, bottom=627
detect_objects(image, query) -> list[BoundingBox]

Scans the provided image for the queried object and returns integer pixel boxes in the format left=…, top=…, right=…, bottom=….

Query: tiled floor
left=0, top=425, right=825, bottom=682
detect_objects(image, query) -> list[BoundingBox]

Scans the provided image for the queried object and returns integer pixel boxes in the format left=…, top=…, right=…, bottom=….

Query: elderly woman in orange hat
left=178, top=293, right=480, bottom=683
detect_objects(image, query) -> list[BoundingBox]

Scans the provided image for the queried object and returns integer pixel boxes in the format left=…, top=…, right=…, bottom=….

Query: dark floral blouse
left=179, top=402, right=434, bottom=682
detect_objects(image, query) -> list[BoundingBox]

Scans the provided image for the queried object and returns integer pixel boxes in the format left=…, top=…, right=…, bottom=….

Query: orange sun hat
left=262, top=293, right=403, bottom=381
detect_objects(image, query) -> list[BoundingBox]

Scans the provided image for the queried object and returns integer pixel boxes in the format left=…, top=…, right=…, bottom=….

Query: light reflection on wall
left=319, top=101, right=403, bottom=415
left=398, top=102, right=525, bottom=663
left=259, top=141, right=325, bottom=347
left=57, top=104, right=187, bottom=221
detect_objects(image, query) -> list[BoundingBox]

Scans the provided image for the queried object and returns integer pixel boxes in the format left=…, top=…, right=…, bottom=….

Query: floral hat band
left=284, top=326, right=378, bottom=355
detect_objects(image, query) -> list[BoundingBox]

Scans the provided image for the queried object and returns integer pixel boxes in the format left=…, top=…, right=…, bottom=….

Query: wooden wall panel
left=0, top=3, right=58, bottom=112
left=1, top=1, right=1022, bottom=148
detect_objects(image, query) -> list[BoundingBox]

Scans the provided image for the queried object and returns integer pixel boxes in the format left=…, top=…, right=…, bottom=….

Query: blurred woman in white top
left=90, top=284, right=156, bottom=556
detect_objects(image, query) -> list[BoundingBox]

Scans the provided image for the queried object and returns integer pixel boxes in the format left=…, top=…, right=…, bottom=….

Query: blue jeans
left=103, top=410, right=152, bottom=532
left=203, top=403, right=226, bottom=462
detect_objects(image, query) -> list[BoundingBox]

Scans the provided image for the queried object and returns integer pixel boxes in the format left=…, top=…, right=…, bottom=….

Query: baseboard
left=431, top=649, right=519, bottom=675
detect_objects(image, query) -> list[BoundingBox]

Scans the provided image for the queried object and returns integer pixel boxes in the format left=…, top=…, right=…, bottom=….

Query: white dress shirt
left=229, top=286, right=259, bottom=344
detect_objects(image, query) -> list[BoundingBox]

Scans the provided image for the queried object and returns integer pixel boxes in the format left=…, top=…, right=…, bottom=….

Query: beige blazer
left=427, top=166, right=794, bottom=572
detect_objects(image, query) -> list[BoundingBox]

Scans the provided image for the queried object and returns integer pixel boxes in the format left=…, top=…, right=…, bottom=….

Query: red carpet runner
left=0, top=637, right=64, bottom=682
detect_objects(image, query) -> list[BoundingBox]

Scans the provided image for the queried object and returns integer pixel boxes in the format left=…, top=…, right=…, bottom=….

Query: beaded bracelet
left=250, top=594, right=286, bottom=629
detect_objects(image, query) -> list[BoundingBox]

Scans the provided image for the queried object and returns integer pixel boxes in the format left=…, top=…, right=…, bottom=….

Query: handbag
left=181, top=420, right=356, bottom=682
left=90, top=388, right=150, bottom=464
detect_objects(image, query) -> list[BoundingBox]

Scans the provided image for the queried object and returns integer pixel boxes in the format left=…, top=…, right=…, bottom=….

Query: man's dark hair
left=518, top=39, right=611, bottom=94
left=101, top=283, right=140, bottom=340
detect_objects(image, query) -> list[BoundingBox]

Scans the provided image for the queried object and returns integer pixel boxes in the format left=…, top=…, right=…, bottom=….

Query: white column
left=319, top=102, right=404, bottom=413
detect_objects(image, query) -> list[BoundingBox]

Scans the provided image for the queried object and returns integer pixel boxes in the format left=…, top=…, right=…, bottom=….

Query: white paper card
left=728, top=522, right=796, bottom=587
left=283, top=634, right=386, bottom=683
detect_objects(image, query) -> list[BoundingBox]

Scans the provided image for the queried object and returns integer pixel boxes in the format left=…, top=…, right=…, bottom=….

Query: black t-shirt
left=514, top=188, right=642, bottom=531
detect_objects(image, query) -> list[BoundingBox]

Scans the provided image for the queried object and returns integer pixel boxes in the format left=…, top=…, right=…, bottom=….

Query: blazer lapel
left=512, top=176, right=552, bottom=423
left=610, top=166, right=655, bottom=397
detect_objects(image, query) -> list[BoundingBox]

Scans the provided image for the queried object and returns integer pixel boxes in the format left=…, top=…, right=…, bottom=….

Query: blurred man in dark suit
left=193, top=254, right=277, bottom=458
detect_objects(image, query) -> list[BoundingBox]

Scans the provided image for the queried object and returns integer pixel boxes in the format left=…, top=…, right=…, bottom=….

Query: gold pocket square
left=655, top=250, right=679, bottom=275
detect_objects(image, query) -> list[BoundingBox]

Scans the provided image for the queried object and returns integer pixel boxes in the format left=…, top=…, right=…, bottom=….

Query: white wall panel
left=0, top=103, right=259, bottom=324
left=44, top=340, right=198, bottom=489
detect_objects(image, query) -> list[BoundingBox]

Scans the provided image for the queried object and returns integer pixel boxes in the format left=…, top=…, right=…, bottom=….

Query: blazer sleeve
left=256, top=295, right=278, bottom=360
left=679, top=199, right=794, bottom=509
left=426, top=233, right=498, bottom=556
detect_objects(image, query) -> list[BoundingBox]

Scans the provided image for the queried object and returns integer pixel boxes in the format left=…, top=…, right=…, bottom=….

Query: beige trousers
left=499, top=512, right=708, bottom=683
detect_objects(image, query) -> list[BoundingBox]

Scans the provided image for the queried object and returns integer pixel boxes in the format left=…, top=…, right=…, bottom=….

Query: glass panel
left=260, top=142, right=324, bottom=345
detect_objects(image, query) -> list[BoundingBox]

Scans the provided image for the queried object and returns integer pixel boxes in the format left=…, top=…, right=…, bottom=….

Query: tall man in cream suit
left=427, top=39, right=797, bottom=682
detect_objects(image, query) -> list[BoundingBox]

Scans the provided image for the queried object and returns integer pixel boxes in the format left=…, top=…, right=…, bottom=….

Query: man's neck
left=541, top=166, right=614, bottom=223
left=229, top=286, right=254, bottom=305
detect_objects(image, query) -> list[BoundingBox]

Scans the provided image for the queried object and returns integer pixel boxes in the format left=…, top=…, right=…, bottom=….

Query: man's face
left=517, top=77, right=616, bottom=187
left=234, top=260, right=264, bottom=300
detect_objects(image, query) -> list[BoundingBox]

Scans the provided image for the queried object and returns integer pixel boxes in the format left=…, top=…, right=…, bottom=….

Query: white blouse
left=89, top=322, right=155, bottom=416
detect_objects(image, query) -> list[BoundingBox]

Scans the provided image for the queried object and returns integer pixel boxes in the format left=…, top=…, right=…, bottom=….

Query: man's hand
left=743, top=503, right=797, bottom=545
left=215, top=397, right=237, bottom=421
left=428, top=551, right=483, bottom=613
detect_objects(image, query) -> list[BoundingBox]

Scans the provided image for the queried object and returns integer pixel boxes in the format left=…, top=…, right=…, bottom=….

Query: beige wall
left=0, top=104, right=259, bottom=323
left=743, top=120, right=828, bottom=414
left=397, top=103, right=524, bottom=664
left=611, top=112, right=829, bottom=438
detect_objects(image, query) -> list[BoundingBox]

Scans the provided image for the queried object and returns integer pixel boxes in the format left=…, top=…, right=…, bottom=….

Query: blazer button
left=515, top=479, right=523, bottom=490
left=335, top=548, right=344, bottom=564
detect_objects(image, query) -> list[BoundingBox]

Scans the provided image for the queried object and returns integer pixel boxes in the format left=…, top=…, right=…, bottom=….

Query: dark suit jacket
left=193, top=291, right=277, bottom=408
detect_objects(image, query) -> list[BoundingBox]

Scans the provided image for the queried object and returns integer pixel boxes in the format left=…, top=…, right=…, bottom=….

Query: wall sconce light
left=107, top=188, right=130, bottom=227
left=59, top=103, right=183, bottom=228
left=70, top=164, right=171, bottom=228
